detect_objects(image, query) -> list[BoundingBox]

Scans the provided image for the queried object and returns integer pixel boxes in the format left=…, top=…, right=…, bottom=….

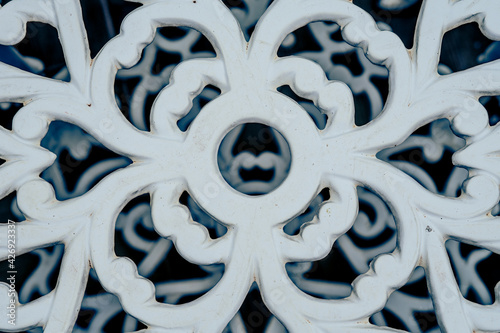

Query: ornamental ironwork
left=0, top=0, right=499, bottom=332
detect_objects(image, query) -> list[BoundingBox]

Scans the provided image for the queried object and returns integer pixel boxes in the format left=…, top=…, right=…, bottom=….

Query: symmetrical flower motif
left=1, top=0, right=500, bottom=332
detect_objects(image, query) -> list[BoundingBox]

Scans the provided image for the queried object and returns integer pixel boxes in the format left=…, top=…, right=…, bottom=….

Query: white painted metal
left=0, top=0, right=499, bottom=332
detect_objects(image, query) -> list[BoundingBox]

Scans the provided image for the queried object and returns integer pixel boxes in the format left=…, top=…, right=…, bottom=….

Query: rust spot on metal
left=417, top=255, right=424, bottom=266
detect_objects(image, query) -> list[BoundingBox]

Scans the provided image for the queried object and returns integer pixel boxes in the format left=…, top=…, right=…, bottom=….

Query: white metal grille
left=0, top=0, right=500, bottom=332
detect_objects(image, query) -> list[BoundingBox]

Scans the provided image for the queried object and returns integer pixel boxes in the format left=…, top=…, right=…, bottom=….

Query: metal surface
left=0, top=0, right=499, bottom=332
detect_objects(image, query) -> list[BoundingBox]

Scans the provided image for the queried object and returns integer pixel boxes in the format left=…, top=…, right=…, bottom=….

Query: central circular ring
left=182, top=89, right=323, bottom=226
left=217, top=123, right=292, bottom=196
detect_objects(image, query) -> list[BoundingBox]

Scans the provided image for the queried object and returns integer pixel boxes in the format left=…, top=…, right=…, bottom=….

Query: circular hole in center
left=217, top=123, right=292, bottom=196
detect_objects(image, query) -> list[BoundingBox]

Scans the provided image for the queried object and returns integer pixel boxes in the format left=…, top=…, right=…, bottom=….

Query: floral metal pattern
left=0, top=0, right=500, bottom=332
